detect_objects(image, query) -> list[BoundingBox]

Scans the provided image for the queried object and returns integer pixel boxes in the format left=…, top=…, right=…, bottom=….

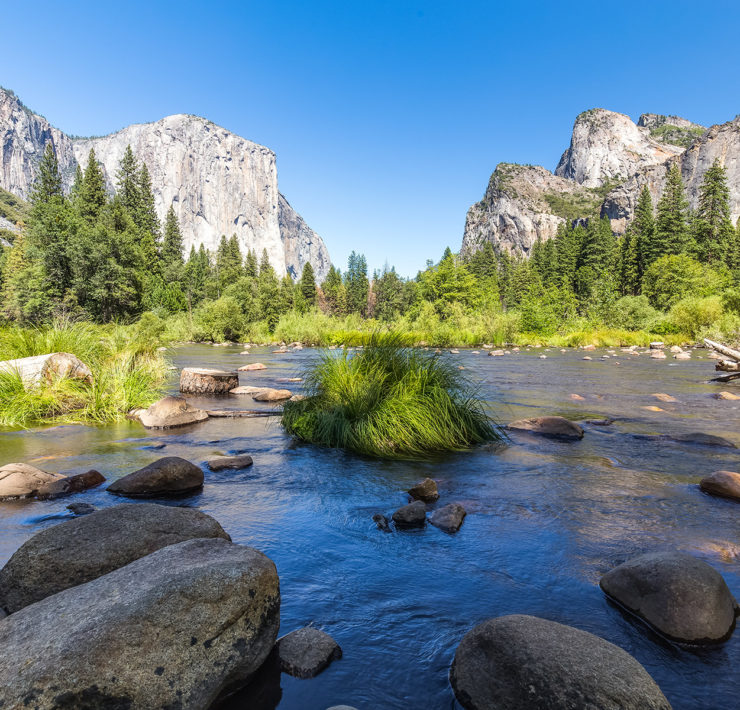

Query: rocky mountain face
left=0, top=88, right=330, bottom=281
left=460, top=108, right=737, bottom=257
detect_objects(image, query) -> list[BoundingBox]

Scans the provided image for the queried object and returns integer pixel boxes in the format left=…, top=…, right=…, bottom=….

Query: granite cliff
left=0, top=88, right=330, bottom=280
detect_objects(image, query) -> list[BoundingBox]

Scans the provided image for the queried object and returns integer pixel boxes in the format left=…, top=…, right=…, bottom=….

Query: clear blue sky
left=2, top=0, right=739, bottom=277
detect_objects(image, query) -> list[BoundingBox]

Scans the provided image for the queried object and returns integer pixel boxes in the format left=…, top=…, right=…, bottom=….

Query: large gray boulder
left=138, top=395, right=209, bottom=428
left=0, top=538, right=280, bottom=709
left=430, top=503, right=466, bottom=533
left=392, top=500, right=426, bottom=528
left=0, top=462, right=66, bottom=500
left=450, top=614, right=671, bottom=710
left=277, top=627, right=342, bottom=678
left=107, top=456, right=204, bottom=497
left=35, top=469, right=105, bottom=500
left=507, top=416, right=584, bottom=440
left=408, top=477, right=439, bottom=502
left=600, top=551, right=738, bottom=643
left=0, top=503, right=230, bottom=613
left=700, top=470, right=740, bottom=501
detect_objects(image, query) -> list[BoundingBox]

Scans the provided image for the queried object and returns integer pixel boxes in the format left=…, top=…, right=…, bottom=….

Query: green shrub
left=642, top=255, right=730, bottom=310
left=282, top=333, right=501, bottom=459
left=604, top=295, right=660, bottom=331
left=668, top=296, right=723, bottom=339
left=193, top=296, right=246, bottom=342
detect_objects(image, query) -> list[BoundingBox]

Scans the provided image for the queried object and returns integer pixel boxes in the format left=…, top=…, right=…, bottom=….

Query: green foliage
left=604, top=295, right=660, bottom=331
left=542, top=189, right=602, bottom=221
left=649, top=123, right=705, bottom=148
left=668, top=296, right=724, bottom=339
left=642, top=254, right=729, bottom=310
left=193, top=296, right=246, bottom=342
left=282, top=333, right=501, bottom=459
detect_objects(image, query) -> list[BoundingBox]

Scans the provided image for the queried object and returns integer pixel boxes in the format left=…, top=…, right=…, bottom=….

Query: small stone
left=372, top=513, right=391, bottom=532
left=488, top=349, right=504, bottom=356
left=239, top=362, right=267, bottom=371
left=670, top=432, right=736, bottom=448
left=252, top=388, right=293, bottom=402
left=569, top=394, right=585, bottom=401
left=408, top=477, right=439, bottom=502
left=582, top=356, right=592, bottom=360
left=582, top=344, right=596, bottom=351
left=641, top=406, right=664, bottom=412
left=66, top=502, right=96, bottom=515
left=507, top=417, right=584, bottom=440
left=277, top=627, right=342, bottom=678
left=230, top=385, right=266, bottom=395
left=429, top=503, right=466, bottom=533
left=674, top=352, right=691, bottom=360
left=392, top=500, right=426, bottom=528
left=450, top=349, right=460, bottom=354
left=700, top=470, right=740, bottom=501
left=715, top=391, right=740, bottom=401
left=650, top=341, right=665, bottom=349
left=206, top=455, right=254, bottom=471
left=670, top=345, right=683, bottom=353
left=652, top=393, right=677, bottom=403
left=650, top=350, right=667, bottom=359
left=539, top=355, right=547, bottom=359
left=137, top=395, right=209, bottom=428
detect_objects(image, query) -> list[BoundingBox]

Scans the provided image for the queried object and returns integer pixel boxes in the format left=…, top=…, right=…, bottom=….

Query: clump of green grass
left=282, top=333, right=501, bottom=459
left=0, top=318, right=167, bottom=428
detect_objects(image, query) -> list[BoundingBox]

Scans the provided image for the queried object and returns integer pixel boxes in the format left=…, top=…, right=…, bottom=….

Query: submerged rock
left=372, top=513, right=391, bottom=532
left=700, top=470, right=740, bottom=501
left=107, top=456, right=204, bottom=498
left=450, top=614, right=671, bottom=710
left=600, top=551, right=738, bottom=643
left=35, top=469, right=105, bottom=500
left=507, top=416, right=584, bottom=440
left=207, top=455, right=254, bottom=471
left=0, top=503, right=230, bottom=613
left=239, top=362, right=267, bottom=371
left=67, top=502, right=96, bottom=515
left=137, top=395, right=209, bottom=428
left=277, top=627, right=342, bottom=678
left=0, top=463, right=66, bottom=501
left=408, top=477, right=439, bottom=502
left=392, top=500, right=427, bottom=528
left=669, top=432, right=736, bottom=448
left=0, top=538, right=280, bottom=709
left=430, top=503, right=466, bottom=533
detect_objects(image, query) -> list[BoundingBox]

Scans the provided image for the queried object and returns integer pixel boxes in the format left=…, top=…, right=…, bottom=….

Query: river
left=1, top=344, right=739, bottom=709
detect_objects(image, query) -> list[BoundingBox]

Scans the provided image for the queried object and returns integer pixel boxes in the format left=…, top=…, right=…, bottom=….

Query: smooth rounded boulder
left=700, top=470, right=740, bottom=501
left=392, top=500, right=426, bottom=528
left=0, top=538, right=280, bottom=709
left=600, top=551, right=738, bottom=643
left=507, top=416, right=584, bottom=440
left=450, top=614, right=671, bottom=710
left=35, top=469, right=105, bottom=500
left=277, top=627, right=342, bottom=678
left=137, top=395, right=209, bottom=428
left=408, top=477, right=439, bottom=502
left=0, top=463, right=66, bottom=500
left=0, top=503, right=230, bottom=613
left=430, top=503, right=466, bottom=533
left=207, top=454, right=254, bottom=471
left=107, top=456, right=203, bottom=497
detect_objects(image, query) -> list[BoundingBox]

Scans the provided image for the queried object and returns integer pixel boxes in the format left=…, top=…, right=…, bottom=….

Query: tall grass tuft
left=282, top=333, right=502, bottom=459
left=0, top=318, right=168, bottom=428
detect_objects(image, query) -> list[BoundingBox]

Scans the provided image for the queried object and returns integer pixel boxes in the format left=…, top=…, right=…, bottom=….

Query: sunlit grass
left=282, top=333, right=502, bottom=459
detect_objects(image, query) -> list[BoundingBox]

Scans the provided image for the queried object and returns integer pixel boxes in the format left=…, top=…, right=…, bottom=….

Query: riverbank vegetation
left=1, top=145, right=739, bottom=349
left=0, top=319, right=167, bottom=427
left=282, top=334, right=500, bottom=459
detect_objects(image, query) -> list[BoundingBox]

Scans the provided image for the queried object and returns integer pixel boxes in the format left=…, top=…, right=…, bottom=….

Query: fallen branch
left=704, top=339, right=740, bottom=362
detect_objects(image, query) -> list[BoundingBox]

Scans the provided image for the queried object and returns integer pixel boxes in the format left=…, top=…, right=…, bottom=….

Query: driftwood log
left=704, top=339, right=740, bottom=362
left=179, top=367, right=238, bottom=395
left=704, top=339, right=740, bottom=382
left=0, top=353, right=93, bottom=386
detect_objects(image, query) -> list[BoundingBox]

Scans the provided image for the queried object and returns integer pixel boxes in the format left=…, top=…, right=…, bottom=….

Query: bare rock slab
left=392, top=500, right=426, bottom=528
left=180, top=367, right=238, bottom=394
left=0, top=538, right=280, bottom=709
left=107, top=456, right=203, bottom=498
left=207, top=455, right=254, bottom=471
left=0, top=463, right=66, bottom=501
left=277, top=627, right=342, bottom=678
left=669, top=432, right=736, bottom=448
left=138, top=395, right=208, bottom=428
left=700, top=470, right=740, bottom=501
left=0, top=502, right=230, bottom=613
left=430, top=503, right=466, bottom=533
left=253, top=388, right=293, bottom=402
left=450, top=614, right=671, bottom=710
left=35, top=469, right=105, bottom=500
left=408, top=477, right=439, bottom=502
left=507, top=416, right=584, bottom=440
left=600, top=551, right=738, bottom=643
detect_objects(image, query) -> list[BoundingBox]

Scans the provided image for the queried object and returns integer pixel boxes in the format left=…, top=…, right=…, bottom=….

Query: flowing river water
left=1, top=344, right=739, bottom=709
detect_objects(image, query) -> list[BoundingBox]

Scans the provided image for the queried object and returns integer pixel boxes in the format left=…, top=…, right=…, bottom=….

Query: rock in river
left=392, top=500, right=427, bottom=528
left=0, top=462, right=66, bottom=501
left=600, top=551, right=738, bottom=643
left=35, top=469, right=105, bottom=500
left=408, top=477, right=439, bottom=502
left=207, top=454, right=254, bottom=471
left=430, top=503, right=466, bottom=533
left=253, top=388, right=293, bottom=402
left=277, top=627, right=342, bottom=678
left=180, top=367, right=239, bottom=395
left=0, top=503, right=230, bottom=613
left=0, top=538, right=280, bottom=709
left=107, top=456, right=204, bottom=498
left=700, top=470, right=740, bottom=501
left=450, top=614, right=671, bottom=710
left=507, top=416, right=584, bottom=440
left=137, top=395, right=209, bottom=428
left=669, top=432, right=736, bottom=448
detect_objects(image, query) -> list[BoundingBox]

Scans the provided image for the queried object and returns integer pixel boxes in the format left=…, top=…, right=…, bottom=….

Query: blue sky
left=2, top=0, right=739, bottom=276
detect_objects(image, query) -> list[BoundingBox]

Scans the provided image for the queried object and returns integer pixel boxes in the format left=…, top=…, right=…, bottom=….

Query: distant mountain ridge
left=461, top=108, right=740, bottom=257
left=0, top=87, right=330, bottom=280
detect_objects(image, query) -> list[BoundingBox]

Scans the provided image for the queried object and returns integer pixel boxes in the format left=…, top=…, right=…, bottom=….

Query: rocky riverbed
left=1, top=343, right=739, bottom=709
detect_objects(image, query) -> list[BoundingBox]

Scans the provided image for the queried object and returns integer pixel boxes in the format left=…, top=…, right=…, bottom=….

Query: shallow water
left=1, top=344, right=739, bottom=710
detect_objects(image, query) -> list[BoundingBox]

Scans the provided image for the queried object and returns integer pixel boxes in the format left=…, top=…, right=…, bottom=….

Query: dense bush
left=193, top=296, right=246, bottom=342
left=642, top=255, right=729, bottom=310
left=668, top=296, right=724, bottom=339
left=604, top=295, right=660, bottom=331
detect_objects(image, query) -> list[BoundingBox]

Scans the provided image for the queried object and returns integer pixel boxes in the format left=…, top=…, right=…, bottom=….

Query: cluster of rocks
left=0, top=504, right=344, bottom=707
left=373, top=477, right=467, bottom=534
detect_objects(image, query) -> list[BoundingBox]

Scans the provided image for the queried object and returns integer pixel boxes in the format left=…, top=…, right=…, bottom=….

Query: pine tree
left=321, top=265, right=345, bottom=315
left=693, top=159, right=735, bottom=266
left=344, top=251, right=369, bottom=315
left=299, top=261, right=317, bottom=307
left=619, top=229, right=641, bottom=295
left=78, top=149, right=107, bottom=223
left=654, top=164, right=691, bottom=257
left=258, top=249, right=281, bottom=328
left=116, top=145, right=140, bottom=215
left=161, top=205, right=185, bottom=281
left=244, top=249, right=258, bottom=279
left=632, top=185, right=655, bottom=273
left=136, top=164, right=160, bottom=242
left=30, top=144, right=63, bottom=204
